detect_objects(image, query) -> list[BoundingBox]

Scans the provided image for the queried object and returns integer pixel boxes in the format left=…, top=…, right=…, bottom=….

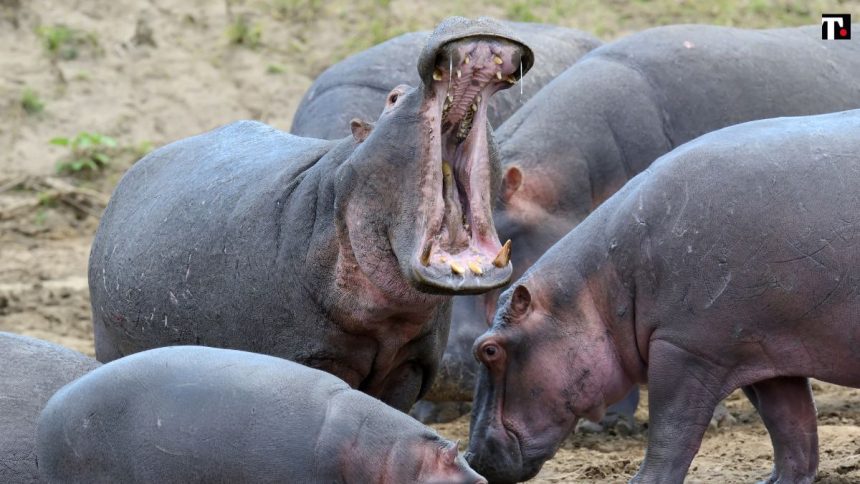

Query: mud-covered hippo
left=467, top=109, right=860, bottom=483
left=0, top=332, right=100, bottom=483
left=89, top=17, right=532, bottom=412
left=424, top=24, right=860, bottom=421
left=36, top=346, right=486, bottom=483
left=290, top=22, right=600, bottom=139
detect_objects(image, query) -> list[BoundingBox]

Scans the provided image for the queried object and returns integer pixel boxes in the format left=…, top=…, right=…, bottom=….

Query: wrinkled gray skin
left=427, top=24, right=860, bottom=423
left=291, top=22, right=600, bottom=139
left=37, top=346, right=487, bottom=484
left=468, top=109, right=860, bottom=483
left=90, top=17, right=533, bottom=413
left=0, top=332, right=100, bottom=483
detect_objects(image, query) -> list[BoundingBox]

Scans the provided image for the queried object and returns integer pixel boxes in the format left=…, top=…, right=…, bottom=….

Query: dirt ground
left=2, top=1, right=860, bottom=482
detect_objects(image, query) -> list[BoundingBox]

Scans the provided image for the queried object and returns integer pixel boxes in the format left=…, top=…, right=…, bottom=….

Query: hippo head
left=465, top=273, right=634, bottom=483
left=334, top=17, right=533, bottom=295
left=396, top=436, right=488, bottom=484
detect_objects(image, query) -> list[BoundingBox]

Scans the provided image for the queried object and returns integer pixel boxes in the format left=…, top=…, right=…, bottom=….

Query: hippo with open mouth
left=89, top=17, right=532, bottom=411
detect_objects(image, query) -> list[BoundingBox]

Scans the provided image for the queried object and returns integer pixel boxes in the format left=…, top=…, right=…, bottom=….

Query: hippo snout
left=465, top=428, right=534, bottom=484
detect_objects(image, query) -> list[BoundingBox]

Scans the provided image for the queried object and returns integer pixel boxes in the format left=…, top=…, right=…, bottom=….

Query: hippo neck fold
left=532, top=176, right=652, bottom=387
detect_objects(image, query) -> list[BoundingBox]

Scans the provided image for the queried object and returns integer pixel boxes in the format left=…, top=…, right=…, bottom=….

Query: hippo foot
left=410, top=400, right=472, bottom=424
left=755, top=468, right=815, bottom=484
left=575, top=413, right=638, bottom=436
left=708, top=401, right=736, bottom=431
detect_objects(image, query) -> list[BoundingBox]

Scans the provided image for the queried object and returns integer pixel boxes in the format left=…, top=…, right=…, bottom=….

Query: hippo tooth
left=420, top=244, right=432, bottom=266
left=464, top=55, right=470, bottom=64
left=447, top=94, right=453, bottom=102
left=506, top=75, right=517, bottom=84
left=468, top=261, right=483, bottom=275
left=493, top=55, right=503, bottom=65
left=433, top=68, right=443, bottom=81
left=496, top=71, right=502, bottom=80
left=471, top=103, right=477, bottom=112
left=450, top=261, right=466, bottom=275
left=492, top=240, right=512, bottom=268
left=456, top=69, right=461, bottom=79
left=442, top=161, right=453, bottom=177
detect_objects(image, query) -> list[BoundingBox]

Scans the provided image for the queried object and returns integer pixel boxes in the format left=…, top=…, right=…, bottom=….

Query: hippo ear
left=501, top=166, right=523, bottom=202
left=350, top=118, right=373, bottom=143
left=442, top=440, right=459, bottom=465
left=510, top=284, right=531, bottom=317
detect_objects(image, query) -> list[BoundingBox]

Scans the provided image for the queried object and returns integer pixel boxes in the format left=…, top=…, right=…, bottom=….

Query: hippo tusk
left=493, top=55, right=503, bottom=65
left=450, top=261, right=465, bottom=275
left=492, top=240, right=511, bottom=268
left=420, top=244, right=432, bottom=266
left=433, top=68, right=443, bottom=81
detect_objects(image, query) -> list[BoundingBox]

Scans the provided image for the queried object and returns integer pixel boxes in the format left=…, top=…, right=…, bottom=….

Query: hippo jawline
left=412, top=38, right=520, bottom=295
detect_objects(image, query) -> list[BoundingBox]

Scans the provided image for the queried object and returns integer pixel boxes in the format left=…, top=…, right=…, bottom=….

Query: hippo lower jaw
left=412, top=38, right=522, bottom=294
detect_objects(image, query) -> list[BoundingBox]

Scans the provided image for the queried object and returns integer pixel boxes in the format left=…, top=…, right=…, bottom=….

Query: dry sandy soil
left=2, top=0, right=860, bottom=482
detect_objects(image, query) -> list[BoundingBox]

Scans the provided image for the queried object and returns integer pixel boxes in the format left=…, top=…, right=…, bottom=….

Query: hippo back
left=290, top=22, right=601, bottom=139
left=0, top=332, right=99, bottom=483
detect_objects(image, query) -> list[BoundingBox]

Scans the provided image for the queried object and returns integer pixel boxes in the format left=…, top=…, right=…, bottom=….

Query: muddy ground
left=2, top=1, right=860, bottom=482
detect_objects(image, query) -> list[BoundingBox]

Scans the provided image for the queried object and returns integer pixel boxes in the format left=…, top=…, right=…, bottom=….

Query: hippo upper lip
left=500, top=417, right=525, bottom=463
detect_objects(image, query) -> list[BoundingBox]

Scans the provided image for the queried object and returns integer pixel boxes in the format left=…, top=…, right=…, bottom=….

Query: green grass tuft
left=51, top=132, right=118, bottom=175
left=21, top=88, right=44, bottom=114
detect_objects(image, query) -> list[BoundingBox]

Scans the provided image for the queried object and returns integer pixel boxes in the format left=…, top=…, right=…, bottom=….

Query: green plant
left=33, top=209, right=48, bottom=226
left=37, top=191, right=57, bottom=207
left=36, top=24, right=97, bottom=60
left=266, top=63, right=286, bottom=74
left=51, top=132, right=117, bottom=174
left=227, top=16, right=262, bottom=48
left=21, top=88, right=44, bottom=114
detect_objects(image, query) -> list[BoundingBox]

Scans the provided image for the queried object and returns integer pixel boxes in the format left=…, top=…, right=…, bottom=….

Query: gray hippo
left=424, top=24, right=860, bottom=422
left=290, top=22, right=600, bottom=139
left=466, top=108, right=860, bottom=483
left=0, top=332, right=100, bottom=483
left=36, top=346, right=487, bottom=483
left=89, top=17, right=532, bottom=412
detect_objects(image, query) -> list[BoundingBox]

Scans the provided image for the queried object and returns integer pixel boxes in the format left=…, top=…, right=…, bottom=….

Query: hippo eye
left=388, top=92, right=399, bottom=105
left=483, top=344, right=499, bottom=359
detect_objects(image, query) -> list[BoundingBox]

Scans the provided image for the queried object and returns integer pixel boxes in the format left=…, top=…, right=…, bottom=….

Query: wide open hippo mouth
left=413, top=36, right=526, bottom=294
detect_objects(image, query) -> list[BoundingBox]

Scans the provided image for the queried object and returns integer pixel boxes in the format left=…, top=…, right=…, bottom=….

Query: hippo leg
left=633, top=340, right=725, bottom=484
left=377, top=363, right=424, bottom=412
left=742, top=377, right=818, bottom=484
left=577, top=387, right=640, bottom=434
